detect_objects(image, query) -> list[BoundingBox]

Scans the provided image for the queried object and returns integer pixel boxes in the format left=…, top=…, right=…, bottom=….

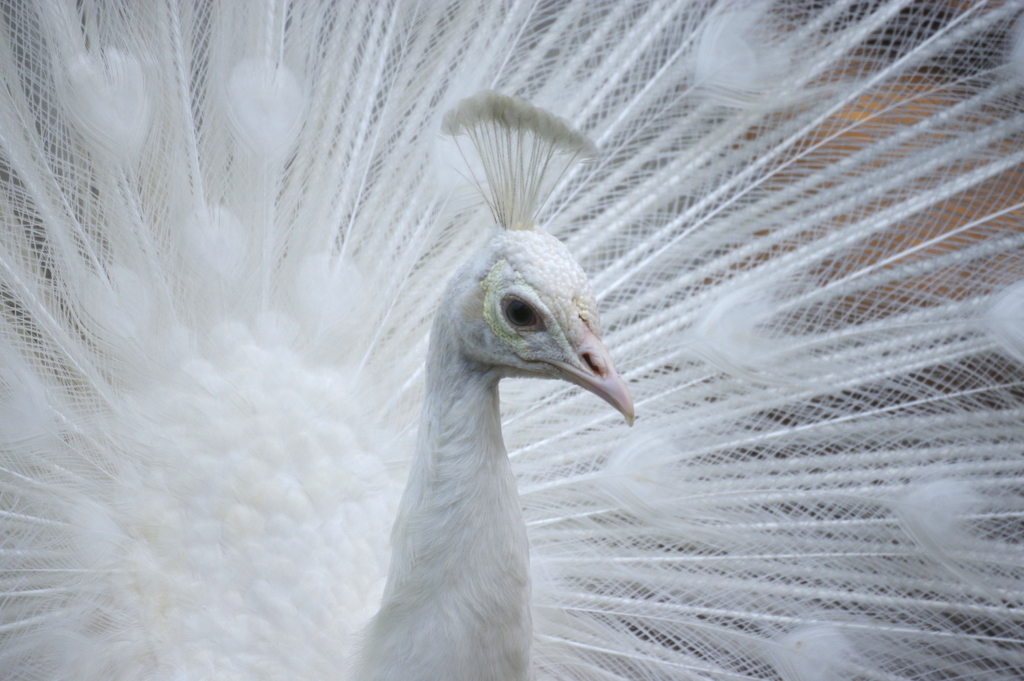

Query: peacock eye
left=504, top=298, right=539, bottom=328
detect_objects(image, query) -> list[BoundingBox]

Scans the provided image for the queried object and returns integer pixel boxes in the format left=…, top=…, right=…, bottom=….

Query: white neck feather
left=356, top=304, right=532, bottom=681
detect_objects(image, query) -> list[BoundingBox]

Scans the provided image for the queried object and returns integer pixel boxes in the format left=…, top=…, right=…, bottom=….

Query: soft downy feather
left=0, top=2, right=1022, bottom=681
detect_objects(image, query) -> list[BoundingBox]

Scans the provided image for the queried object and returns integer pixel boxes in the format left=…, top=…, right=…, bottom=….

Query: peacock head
left=448, top=227, right=633, bottom=424
left=442, top=91, right=633, bottom=424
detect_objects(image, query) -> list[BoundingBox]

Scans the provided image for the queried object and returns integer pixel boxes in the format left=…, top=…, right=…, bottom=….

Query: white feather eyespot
left=63, top=49, right=150, bottom=162
left=225, top=59, right=307, bottom=163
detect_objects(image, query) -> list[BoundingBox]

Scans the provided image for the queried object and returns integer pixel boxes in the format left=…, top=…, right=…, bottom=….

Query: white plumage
left=1, top=1, right=1023, bottom=680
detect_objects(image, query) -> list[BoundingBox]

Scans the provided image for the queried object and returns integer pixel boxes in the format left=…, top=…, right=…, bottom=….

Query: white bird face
left=458, top=229, right=634, bottom=425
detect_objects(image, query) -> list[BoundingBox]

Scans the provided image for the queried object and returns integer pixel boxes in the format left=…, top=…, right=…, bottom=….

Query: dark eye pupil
left=505, top=299, right=536, bottom=327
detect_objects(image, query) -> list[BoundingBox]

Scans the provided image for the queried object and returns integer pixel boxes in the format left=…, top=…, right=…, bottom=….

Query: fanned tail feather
left=0, top=2, right=1022, bottom=680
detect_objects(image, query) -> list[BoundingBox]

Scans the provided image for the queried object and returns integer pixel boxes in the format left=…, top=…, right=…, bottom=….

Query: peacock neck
left=357, top=308, right=532, bottom=681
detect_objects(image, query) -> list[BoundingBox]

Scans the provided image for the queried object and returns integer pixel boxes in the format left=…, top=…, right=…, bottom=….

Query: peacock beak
left=548, top=327, right=635, bottom=426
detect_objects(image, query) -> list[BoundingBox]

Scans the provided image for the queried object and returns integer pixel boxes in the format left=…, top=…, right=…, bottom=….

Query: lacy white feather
left=0, top=1, right=1022, bottom=680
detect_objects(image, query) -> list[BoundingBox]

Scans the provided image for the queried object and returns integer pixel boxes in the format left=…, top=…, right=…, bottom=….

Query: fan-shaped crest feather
left=443, top=91, right=597, bottom=231
left=1, top=2, right=1023, bottom=681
